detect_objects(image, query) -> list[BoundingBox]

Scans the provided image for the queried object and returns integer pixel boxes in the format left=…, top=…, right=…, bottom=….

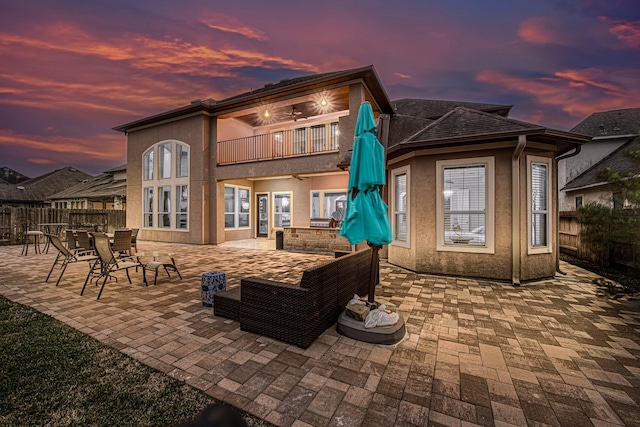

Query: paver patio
left=1, top=241, right=640, bottom=426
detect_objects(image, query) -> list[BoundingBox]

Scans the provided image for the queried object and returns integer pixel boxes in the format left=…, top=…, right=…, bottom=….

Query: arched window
left=142, top=141, right=190, bottom=230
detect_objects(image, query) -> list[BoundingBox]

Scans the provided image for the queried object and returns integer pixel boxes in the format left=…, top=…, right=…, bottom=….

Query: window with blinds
left=527, top=156, right=551, bottom=253
left=436, top=157, right=494, bottom=253
left=391, top=166, right=409, bottom=246
left=443, top=165, right=486, bottom=246
left=531, top=163, right=548, bottom=246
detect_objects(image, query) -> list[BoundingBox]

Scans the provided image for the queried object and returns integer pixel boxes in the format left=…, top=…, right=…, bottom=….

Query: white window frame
left=575, top=195, right=583, bottom=209
left=141, top=140, right=189, bottom=231
left=391, top=165, right=410, bottom=248
left=310, top=189, right=347, bottom=220
left=143, top=187, right=154, bottom=227
left=176, top=184, right=188, bottom=229
left=224, top=185, right=251, bottom=229
left=528, top=155, right=552, bottom=254
left=158, top=186, right=171, bottom=228
left=273, top=192, right=293, bottom=228
left=436, top=157, right=495, bottom=254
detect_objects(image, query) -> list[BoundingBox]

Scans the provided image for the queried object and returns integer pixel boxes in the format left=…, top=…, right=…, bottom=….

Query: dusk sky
left=1, top=0, right=639, bottom=178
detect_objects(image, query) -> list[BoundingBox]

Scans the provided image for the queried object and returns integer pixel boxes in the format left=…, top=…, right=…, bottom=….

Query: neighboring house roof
left=114, top=65, right=393, bottom=133
left=570, top=108, right=640, bottom=137
left=388, top=107, right=589, bottom=156
left=562, top=135, right=640, bottom=191
left=0, top=166, right=30, bottom=184
left=0, top=166, right=92, bottom=203
left=49, top=167, right=127, bottom=201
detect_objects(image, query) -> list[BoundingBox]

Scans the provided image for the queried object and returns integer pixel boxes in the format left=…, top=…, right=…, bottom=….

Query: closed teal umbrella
left=340, top=102, right=391, bottom=303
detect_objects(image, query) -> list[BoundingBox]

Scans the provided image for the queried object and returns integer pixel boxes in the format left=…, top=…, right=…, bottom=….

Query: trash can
left=276, top=230, right=284, bottom=250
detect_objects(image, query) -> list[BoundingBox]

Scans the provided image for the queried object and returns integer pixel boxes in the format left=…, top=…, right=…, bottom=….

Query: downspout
left=512, top=135, right=526, bottom=286
left=554, top=146, right=582, bottom=274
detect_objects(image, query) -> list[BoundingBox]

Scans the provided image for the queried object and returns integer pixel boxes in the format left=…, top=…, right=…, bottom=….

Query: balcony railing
left=217, top=124, right=339, bottom=165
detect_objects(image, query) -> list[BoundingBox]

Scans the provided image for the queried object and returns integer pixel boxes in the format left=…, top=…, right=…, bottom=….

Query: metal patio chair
left=81, top=232, right=145, bottom=300
left=111, top=229, right=132, bottom=257
left=76, top=230, right=94, bottom=253
left=45, top=234, right=98, bottom=287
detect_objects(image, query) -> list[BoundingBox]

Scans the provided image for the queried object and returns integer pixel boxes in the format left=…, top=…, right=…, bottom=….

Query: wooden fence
left=0, top=207, right=126, bottom=245
left=559, top=210, right=640, bottom=270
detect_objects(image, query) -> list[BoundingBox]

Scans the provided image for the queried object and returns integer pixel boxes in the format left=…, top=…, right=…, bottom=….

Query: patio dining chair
left=130, top=228, right=139, bottom=252
left=65, top=229, right=78, bottom=251
left=81, top=232, right=145, bottom=300
left=45, top=234, right=98, bottom=287
left=111, top=229, right=132, bottom=257
left=76, top=230, right=94, bottom=253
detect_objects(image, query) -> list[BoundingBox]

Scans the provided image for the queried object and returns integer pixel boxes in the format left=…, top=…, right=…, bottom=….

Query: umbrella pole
left=367, top=243, right=380, bottom=305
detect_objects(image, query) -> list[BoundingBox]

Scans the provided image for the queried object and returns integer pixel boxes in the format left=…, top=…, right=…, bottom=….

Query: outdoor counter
left=283, top=227, right=352, bottom=253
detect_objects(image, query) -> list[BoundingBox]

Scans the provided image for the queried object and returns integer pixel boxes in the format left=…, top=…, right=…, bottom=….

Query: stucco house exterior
left=115, top=65, right=590, bottom=283
left=559, top=108, right=640, bottom=210
left=562, top=135, right=640, bottom=209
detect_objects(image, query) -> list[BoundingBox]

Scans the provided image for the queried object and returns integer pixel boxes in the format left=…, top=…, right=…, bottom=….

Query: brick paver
left=1, top=242, right=640, bottom=426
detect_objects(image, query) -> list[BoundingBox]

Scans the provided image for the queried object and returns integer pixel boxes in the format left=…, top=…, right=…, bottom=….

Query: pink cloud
left=476, top=67, right=640, bottom=123
left=601, top=17, right=640, bottom=49
left=518, top=16, right=559, bottom=44
left=0, top=129, right=126, bottom=163
left=200, top=14, right=267, bottom=41
left=0, top=21, right=317, bottom=79
left=394, top=73, right=412, bottom=79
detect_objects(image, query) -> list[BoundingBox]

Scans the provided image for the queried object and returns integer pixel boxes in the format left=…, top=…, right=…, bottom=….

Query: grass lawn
left=0, top=295, right=270, bottom=427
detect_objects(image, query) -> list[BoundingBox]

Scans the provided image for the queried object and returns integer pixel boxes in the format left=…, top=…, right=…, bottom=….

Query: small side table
left=201, top=271, right=226, bottom=307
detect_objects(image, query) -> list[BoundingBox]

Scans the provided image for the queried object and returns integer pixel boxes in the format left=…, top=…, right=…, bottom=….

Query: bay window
left=391, top=166, right=409, bottom=246
left=528, top=156, right=551, bottom=253
left=437, top=157, right=494, bottom=253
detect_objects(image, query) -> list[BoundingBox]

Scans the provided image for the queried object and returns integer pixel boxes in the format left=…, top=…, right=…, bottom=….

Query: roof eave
left=114, top=65, right=393, bottom=133
left=388, top=127, right=590, bottom=156
left=388, top=128, right=546, bottom=154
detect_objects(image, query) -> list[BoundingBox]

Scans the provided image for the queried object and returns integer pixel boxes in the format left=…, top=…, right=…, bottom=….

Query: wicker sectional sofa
left=214, top=247, right=373, bottom=348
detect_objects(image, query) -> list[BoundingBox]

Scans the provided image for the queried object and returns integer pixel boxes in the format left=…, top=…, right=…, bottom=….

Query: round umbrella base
left=336, top=310, right=406, bottom=345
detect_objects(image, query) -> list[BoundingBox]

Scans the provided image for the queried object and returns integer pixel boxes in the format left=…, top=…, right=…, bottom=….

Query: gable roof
left=114, top=65, right=392, bottom=133
left=0, top=166, right=30, bottom=184
left=0, top=166, right=93, bottom=203
left=49, top=166, right=127, bottom=201
left=570, top=108, right=640, bottom=137
left=562, top=135, right=640, bottom=191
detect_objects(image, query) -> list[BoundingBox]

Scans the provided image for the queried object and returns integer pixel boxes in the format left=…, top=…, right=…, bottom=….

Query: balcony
left=217, top=123, right=339, bottom=165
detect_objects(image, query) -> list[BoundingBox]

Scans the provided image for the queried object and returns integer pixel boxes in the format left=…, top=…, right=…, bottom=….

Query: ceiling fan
left=290, top=105, right=306, bottom=121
